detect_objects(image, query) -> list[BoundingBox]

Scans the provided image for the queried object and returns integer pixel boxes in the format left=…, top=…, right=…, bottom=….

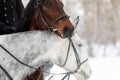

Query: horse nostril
left=63, top=26, right=74, bottom=37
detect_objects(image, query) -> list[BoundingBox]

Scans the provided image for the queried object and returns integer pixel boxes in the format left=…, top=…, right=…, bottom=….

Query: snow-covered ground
left=44, top=57, right=120, bottom=80
left=88, top=57, right=120, bottom=80
left=45, top=65, right=76, bottom=80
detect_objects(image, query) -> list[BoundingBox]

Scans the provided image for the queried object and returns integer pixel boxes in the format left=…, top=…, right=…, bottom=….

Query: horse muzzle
left=63, top=26, right=74, bottom=38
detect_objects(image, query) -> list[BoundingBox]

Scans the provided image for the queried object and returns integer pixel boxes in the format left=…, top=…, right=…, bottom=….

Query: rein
left=0, top=65, right=13, bottom=80
left=0, top=37, right=88, bottom=80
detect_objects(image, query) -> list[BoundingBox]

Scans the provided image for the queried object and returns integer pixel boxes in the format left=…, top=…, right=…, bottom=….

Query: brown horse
left=19, top=0, right=74, bottom=38
left=19, top=0, right=74, bottom=80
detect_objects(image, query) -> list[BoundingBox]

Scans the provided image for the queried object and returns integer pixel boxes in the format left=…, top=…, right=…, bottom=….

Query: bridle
left=35, top=0, right=70, bottom=37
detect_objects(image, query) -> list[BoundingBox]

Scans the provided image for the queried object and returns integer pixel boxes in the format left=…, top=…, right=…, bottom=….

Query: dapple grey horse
left=0, top=31, right=91, bottom=80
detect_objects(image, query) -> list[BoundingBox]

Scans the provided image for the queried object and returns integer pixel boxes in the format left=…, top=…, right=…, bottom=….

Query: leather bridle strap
left=0, top=65, right=13, bottom=80
left=68, top=38, right=81, bottom=67
left=50, top=14, right=70, bottom=29
left=0, top=45, right=37, bottom=70
left=36, top=5, right=69, bottom=31
left=37, top=6, right=50, bottom=29
left=0, top=44, right=37, bottom=80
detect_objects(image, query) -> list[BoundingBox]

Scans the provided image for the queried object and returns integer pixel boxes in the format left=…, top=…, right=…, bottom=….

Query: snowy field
left=88, top=57, right=120, bottom=80
left=44, top=57, right=120, bottom=80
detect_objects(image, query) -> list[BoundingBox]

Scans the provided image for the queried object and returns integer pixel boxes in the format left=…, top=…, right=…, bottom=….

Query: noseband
left=35, top=1, right=69, bottom=32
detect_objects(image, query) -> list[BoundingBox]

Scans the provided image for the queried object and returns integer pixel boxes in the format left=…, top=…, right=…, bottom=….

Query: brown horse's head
left=31, top=0, right=74, bottom=38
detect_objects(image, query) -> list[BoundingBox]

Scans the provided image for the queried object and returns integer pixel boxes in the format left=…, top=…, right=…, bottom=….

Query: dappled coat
left=0, top=0, right=24, bottom=35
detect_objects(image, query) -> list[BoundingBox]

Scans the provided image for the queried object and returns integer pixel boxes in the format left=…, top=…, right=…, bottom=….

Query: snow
left=45, top=65, right=76, bottom=80
left=91, top=43, right=120, bottom=57
left=44, top=57, right=120, bottom=80
left=88, top=57, right=120, bottom=80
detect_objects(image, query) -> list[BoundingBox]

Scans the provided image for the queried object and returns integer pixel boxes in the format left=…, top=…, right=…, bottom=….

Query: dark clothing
left=0, top=0, right=24, bottom=35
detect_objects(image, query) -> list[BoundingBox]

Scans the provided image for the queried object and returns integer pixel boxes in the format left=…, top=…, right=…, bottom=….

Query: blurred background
left=22, top=0, right=120, bottom=80
left=63, top=0, right=120, bottom=58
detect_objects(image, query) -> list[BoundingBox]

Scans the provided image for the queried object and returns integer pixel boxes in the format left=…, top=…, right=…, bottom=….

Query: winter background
left=1, top=0, right=120, bottom=80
